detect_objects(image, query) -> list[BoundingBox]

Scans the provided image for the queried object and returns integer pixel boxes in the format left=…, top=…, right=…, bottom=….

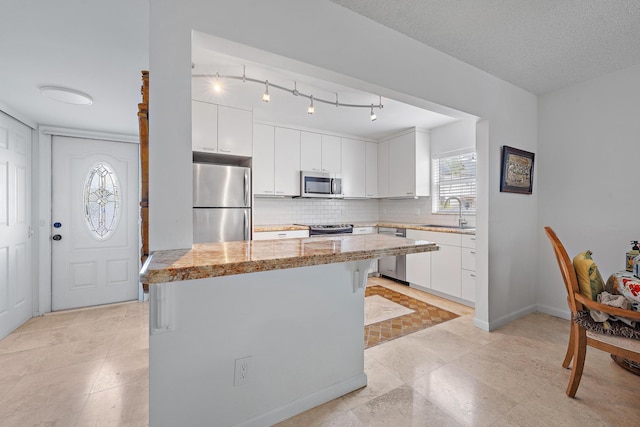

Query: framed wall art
left=500, top=146, right=535, bottom=194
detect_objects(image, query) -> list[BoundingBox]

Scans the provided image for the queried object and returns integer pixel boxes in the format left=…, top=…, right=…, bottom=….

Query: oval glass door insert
left=83, top=162, right=121, bottom=240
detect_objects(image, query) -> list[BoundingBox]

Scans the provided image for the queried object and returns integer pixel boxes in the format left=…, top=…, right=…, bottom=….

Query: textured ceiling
left=330, top=0, right=640, bottom=94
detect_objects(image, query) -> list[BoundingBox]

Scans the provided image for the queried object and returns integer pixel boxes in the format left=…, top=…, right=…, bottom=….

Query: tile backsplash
left=254, top=196, right=475, bottom=227
left=253, top=197, right=379, bottom=225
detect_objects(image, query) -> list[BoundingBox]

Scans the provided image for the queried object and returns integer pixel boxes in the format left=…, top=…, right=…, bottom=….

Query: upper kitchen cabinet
left=217, top=105, right=252, bottom=156
left=377, top=140, right=389, bottom=198
left=274, top=127, right=301, bottom=196
left=382, top=128, right=430, bottom=198
left=341, top=138, right=366, bottom=198
left=253, top=123, right=275, bottom=195
left=300, top=132, right=341, bottom=174
left=321, top=135, right=341, bottom=174
left=192, top=100, right=218, bottom=152
left=192, top=100, right=252, bottom=157
left=365, top=142, right=378, bottom=198
left=300, top=131, right=322, bottom=172
left=253, top=125, right=301, bottom=197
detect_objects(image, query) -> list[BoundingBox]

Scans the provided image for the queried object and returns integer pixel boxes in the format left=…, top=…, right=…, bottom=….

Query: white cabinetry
left=321, top=135, right=341, bottom=173
left=377, top=140, right=389, bottom=198
left=217, top=105, right=252, bottom=156
left=300, top=131, right=322, bottom=172
left=352, top=226, right=378, bottom=273
left=274, top=127, right=301, bottom=196
left=406, top=230, right=431, bottom=290
left=253, top=124, right=275, bottom=195
left=461, top=234, right=476, bottom=302
left=192, top=100, right=218, bottom=152
left=365, top=142, right=378, bottom=198
left=300, top=132, right=342, bottom=174
left=253, top=230, right=309, bottom=240
left=192, top=101, right=252, bottom=156
left=382, top=129, right=430, bottom=198
left=405, top=229, right=475, bottom=305
left=253, top=125, right=301, bottom=197
left=352, top=226, right=376, bottom=235
left=341, top=138, right=366, bottom=198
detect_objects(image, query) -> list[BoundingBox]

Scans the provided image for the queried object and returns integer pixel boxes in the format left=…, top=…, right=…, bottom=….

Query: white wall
left=431, top=119, right=476, bottom=156
left=149, top=0, right=538, bottom=329
left=537, top=64, right=640, bottom=318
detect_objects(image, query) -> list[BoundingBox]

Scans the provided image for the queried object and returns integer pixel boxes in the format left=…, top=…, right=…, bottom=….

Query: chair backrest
left=544, top=226, right=584, bottom=314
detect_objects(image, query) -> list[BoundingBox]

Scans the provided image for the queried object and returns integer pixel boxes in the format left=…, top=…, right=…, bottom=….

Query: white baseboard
left=536, top=304, right=571, bottom=320
left=238, top=373, right=368, bottom=427
left=487, top=304, right=538, bottom=331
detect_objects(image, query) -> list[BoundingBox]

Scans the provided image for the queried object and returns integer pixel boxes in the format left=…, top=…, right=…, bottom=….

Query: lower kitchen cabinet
left=461, top=234, right=476, bottom=302
left=352, top=225, right=378, bottom=273
left=431, top=243, right=462, bottom=296
left=406, top=229, right=475, bottom=305
left=253, top=230, right=309, bottom=240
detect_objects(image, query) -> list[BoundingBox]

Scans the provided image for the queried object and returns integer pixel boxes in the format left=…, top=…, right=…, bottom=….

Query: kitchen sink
left=419, top=224, right=475, bottom=230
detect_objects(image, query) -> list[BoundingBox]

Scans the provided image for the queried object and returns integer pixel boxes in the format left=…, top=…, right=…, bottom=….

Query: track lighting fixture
left=193, top=67, right=383, bottom=120
left=213, top=73, right=222, bottom=93
left=308, top=95, right=314, bottom=114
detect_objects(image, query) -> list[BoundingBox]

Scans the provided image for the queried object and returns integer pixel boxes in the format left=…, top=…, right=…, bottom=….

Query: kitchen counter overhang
left=145, top=234, right=438, bottom=427
left=140, top=233, right=438, bottom=284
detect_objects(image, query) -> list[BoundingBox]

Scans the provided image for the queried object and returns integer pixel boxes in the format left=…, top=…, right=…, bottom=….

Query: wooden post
left=138, top=70, right=149, bottom=293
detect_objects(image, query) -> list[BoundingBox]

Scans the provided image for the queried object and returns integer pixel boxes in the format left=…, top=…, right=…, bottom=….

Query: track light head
left=213, top=73, right=222, bottom=93
left=370, top=104, right=377, bottom=121
left=308, top=95, right=314, bottom=114
left=262, top=80, right=270, bottom=102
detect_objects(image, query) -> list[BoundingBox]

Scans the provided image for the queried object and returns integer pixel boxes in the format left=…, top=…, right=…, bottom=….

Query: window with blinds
left=432, top=150, right=477, bottom=214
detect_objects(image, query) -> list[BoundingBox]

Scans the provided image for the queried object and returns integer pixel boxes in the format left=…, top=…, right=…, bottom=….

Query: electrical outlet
left=234, top=356, right=252, bottom=386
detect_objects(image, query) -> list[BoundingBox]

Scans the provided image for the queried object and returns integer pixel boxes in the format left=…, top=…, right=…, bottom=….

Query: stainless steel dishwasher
left=378, top=227, right=407, bottom=283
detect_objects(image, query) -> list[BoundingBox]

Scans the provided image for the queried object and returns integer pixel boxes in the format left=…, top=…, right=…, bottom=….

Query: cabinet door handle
left=470, top=251, right=476, bottom=254
left=275, top=191, right=284, bottom=194
left=219, top=148, right=231, bottom=153
left=470, top=273, right=476, bottom=278
left=277, top=233, right=287, bottom=238
left=202, top=147, right=216, bottom=151
left=406, top=192, right=413, bottom=195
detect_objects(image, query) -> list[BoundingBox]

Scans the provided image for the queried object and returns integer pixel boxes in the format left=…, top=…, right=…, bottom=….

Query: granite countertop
left=140, top=234, right=438, bottom=284
left=254, top=222, right=475, bottom=235
left=253, top=224, right=310, bottom=232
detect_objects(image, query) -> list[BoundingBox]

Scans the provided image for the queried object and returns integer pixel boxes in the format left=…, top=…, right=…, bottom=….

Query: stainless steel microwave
left=299, top=171, right=343, bottom=198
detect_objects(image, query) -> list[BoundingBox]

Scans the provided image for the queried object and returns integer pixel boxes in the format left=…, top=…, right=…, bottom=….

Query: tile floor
left=364, top=284, right=458, bottom=348
left=1, top=277, right=639, bottom=426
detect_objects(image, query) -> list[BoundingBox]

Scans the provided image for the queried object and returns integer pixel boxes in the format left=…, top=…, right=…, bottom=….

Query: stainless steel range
left=305, top=224, right=354, bottom=236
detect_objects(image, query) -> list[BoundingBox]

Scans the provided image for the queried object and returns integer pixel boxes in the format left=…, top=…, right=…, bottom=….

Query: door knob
left=52, top=234, right=62, bottom=241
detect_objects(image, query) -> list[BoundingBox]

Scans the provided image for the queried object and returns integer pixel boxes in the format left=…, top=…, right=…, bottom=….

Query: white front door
left=51, top=136, right=139, bottom=311
left=0, top=112, right=32, bottom=339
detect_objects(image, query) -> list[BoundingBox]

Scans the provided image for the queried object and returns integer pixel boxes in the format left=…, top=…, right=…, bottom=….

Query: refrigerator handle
left=244, top=209, right=250, bottom=240
left=244, top=169, right=250, bottom=207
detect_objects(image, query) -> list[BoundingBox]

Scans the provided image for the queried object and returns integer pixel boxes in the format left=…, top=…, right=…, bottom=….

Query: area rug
left=364, top=285, right=459, bottom=349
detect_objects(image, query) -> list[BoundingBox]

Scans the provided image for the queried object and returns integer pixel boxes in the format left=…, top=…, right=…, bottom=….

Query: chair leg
left=566, top=324, right=587, bottom=398
left=562, top=320, right=575, bottom=369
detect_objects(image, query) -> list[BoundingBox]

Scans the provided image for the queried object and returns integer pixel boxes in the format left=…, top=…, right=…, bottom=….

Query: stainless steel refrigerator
left=193, top=163, right=251, bottom=243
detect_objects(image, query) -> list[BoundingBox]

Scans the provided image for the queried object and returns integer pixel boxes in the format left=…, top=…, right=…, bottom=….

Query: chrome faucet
left=444, top=197, right=468, bottom=228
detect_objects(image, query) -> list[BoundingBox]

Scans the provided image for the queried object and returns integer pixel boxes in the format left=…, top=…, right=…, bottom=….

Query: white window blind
left=432, top=150, right=476, bottom=214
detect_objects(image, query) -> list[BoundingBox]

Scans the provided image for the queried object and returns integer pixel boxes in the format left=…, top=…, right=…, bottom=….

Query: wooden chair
left=544, top=226, right=640, bottom=397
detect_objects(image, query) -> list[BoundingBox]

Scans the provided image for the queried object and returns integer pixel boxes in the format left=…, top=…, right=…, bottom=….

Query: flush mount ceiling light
left=193, top=65, right=383, bottom=119
left=39, top=86, right=93, bottom=105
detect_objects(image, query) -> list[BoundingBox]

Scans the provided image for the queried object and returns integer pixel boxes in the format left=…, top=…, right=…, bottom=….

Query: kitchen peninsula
left=141, top=234, right=438, bottom=427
